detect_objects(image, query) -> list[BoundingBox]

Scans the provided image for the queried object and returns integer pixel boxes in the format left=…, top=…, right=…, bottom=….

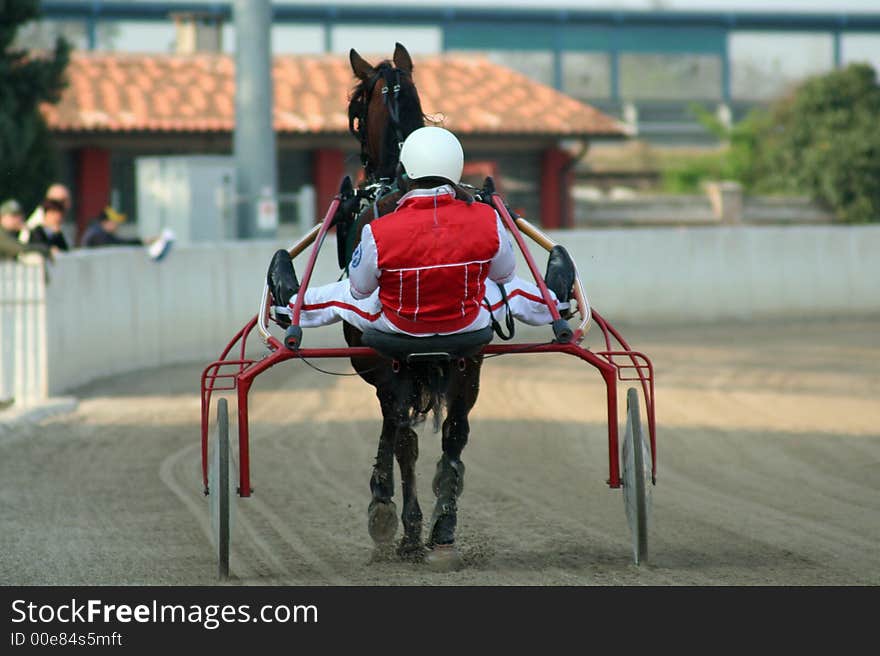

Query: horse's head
left=348, top=43, right=425, bottom=182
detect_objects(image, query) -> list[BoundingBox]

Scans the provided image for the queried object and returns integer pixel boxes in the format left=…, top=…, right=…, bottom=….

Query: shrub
left=756, top=64, right=880, bottom=222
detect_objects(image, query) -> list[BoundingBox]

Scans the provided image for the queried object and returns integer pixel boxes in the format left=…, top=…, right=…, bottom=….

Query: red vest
left=370, top=192, right=499, bottom=334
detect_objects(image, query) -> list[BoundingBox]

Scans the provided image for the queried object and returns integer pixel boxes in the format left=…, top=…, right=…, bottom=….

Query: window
left=222, top=22, right=235, bottom=54
left=331, top=26, right=442, bottom=56
left=619, top=53, right=722, bottom=101
left=730, top=31, right=835, bottom=101
left=450, top=50, right=555, bottom=87
left=13, top=20, right=90, bottom=51
left=273, top=25, right=325, bottom=55
left=841, top=33, right=880, bottom=74
left=93, top=21, right=177, bottom=53
left=562, top=52, right=611, bottom=100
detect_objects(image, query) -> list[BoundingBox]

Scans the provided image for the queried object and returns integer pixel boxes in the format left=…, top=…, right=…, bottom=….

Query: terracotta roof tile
left=43, top=52, right=625, bottom=137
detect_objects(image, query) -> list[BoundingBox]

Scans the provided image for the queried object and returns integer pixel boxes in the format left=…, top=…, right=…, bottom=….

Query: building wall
left=277, top=150, right=312, bottom=224
left=56, top=138, right=562, bottom=232
left=63, top=143, right=327, bottom=231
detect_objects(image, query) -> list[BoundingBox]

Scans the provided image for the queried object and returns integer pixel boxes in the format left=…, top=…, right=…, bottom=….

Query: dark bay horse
left=337, top=44, right=485, bottom=568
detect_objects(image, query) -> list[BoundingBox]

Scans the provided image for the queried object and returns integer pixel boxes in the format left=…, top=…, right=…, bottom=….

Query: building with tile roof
left=45, top=51, right=625, bottom=238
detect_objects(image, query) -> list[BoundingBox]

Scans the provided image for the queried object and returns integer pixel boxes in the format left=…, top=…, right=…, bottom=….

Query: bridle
left=348, top=63, right=407, bottom=177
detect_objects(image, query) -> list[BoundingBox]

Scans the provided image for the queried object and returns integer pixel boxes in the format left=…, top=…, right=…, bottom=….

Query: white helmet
left=399, top=127, right=464, bottom=184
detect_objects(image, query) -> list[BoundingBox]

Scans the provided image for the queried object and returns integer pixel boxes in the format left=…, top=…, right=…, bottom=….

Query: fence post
left=706, top=181, right=743, bottom=224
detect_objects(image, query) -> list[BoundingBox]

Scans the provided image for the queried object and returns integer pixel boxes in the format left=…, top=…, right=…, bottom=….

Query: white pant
left=276, top=276, right=566, bottom=337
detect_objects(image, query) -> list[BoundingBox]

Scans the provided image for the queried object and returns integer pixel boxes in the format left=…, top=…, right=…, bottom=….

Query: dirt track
left=1, top=318, right=878, bottom=585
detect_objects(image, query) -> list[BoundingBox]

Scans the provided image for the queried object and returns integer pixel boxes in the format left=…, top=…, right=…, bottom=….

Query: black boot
left=545, top=245, right=575, bottom=318
left=267, top=249, right=300, bottom=328
left=545, top=245, right=575, bottom=303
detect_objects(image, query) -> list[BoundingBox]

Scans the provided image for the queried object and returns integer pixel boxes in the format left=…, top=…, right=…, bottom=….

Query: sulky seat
left=361, top=325, right=493, bottom=363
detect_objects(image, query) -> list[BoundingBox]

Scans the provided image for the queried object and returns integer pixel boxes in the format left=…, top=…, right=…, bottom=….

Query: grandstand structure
left=22, top=2, right=880, bottom=234
left=37, top=2, right=880, bottom=143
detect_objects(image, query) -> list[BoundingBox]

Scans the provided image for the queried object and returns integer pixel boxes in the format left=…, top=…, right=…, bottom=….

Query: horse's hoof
left=397, top=539, right=426, bottom=562
left=425, top=544, right=463, bottom=572
left=368, top=500, right=398, bottom=544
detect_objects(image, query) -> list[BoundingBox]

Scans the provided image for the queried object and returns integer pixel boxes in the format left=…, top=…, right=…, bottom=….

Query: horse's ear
left=393, top=42, right=413, bottom=74
left=350, top=48, right=375, bottom=81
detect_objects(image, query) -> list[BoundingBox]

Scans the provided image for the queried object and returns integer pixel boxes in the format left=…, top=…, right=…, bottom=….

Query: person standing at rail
left=23, top=198, right=69, bottom=253
left=81, top=206, right=144, bottom=248
left=1, top=199, right=26, bottom=239
left=20, top=184, right=73, bottom=253
left=0, top=199, right=50, bottom=260
left=266, top=127, right=575, bottom=337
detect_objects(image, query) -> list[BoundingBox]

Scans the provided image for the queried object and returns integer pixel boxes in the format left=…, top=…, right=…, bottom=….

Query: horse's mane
left=347, top=60, right=426, bottom=180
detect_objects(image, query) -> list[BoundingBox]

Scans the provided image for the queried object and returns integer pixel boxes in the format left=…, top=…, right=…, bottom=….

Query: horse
left=336, top=44, right=486, bottom=568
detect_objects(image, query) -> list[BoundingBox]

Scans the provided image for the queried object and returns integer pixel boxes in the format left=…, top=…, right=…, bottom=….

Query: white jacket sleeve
left=487, top=213, right=516, bottom=285
left=348, top=224, right=381, bottom=300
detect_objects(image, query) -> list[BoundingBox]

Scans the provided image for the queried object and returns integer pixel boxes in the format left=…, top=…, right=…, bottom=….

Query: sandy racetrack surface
left=2, top=318, right=878, bottom=585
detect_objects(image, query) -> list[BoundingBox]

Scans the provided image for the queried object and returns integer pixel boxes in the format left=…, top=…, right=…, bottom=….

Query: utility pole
left=233, top=0, right=277, bottom=239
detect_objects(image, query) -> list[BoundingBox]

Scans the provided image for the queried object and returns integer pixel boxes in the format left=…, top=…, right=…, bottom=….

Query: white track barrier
left=1, top=224, right=878, bottom=402
left=0, top=258, right=48, bottom=405
left=548, top=225, right=880, bottom=323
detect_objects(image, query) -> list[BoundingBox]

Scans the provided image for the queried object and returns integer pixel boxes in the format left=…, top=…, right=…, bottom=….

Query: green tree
left=0, top=0, right=70, bottom=214
left=755, top=63, right=880, bottom=222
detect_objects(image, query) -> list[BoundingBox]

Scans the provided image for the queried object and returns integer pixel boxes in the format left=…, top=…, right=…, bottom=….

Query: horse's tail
left=410, top=361, right=450, bottom=433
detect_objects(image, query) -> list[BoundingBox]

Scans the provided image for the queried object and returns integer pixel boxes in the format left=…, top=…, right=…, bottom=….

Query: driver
left=267, top=126, right=576, bottom=338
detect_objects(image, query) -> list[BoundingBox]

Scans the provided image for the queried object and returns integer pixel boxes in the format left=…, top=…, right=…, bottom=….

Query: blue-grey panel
left=449, top=23, right=725, bottom=55
left=444, top=24, right=557, bottom=51
left=614, top=26, right=726, bottom=54
left=561, top=26, right=613, bottom=51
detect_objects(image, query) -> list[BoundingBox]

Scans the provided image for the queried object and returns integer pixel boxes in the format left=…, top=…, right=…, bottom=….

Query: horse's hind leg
left=426, top=360, right=481, bottom=570
left=395, top=426, right=424, bottom=558
left=428, top=414, right=467, bottom=548
left=368, top=389, right=399, bottom=544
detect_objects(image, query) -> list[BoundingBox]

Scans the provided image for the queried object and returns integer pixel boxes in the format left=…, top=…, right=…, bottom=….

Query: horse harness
left=349, top=63, right=407, bottom=173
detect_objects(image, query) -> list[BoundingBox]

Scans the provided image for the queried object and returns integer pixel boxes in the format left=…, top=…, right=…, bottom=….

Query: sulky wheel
left=208, top=397, right=231, bottom=579
left=621, top=387, right=652, bottom=565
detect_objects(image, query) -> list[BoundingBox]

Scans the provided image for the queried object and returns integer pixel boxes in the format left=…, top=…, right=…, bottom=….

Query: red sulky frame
left=200, top=191, right=656, bottom=499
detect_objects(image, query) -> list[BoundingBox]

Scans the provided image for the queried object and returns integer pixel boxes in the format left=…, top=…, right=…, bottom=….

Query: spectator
left=0, top=199, right=50, bottom=260
left=26, top=199, right=70, bottom=252
left=82, top=206, right=143, bottom=248
left=21, top=183, right=72, bottom=245
left=1, top=199, right=25, bottom=238
left=45, top=184, right=71, bottom=214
